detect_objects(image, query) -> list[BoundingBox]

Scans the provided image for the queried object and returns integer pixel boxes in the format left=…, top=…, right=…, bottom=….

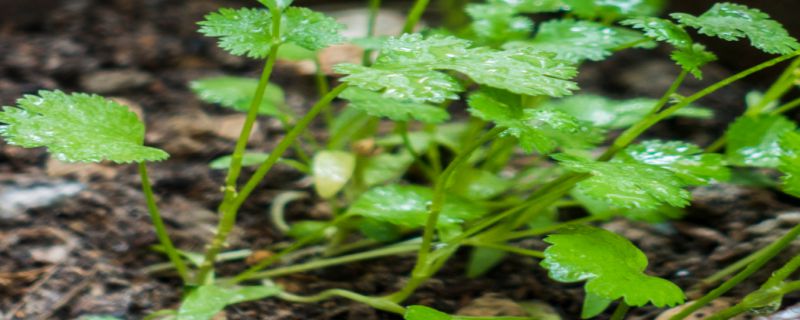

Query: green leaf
left=276, top=42, right=317, bottom=61
left=449, top=169, right=512, bottom=200
left=198, top=7, right=342, bottom=58
left=340, top=88, right=450, bottom=123
left=0, top=90, right=168, bottom=163
left=345, top=184, right=487, bottom=233
left=282, top=7, right=344, bottom=51
left=553, top=154, right=691, bottom=209
left=258, top=0, right=293, bottom=10
left=541, top=226, right=685, bottom=312
left=198, top=8, right=274, bottom=59
left=543, top=94, right=712, bottom=129
left=404, top=305, right=532, bottom=320
left=358, top=218, right=402, bottom=242
left=726, top=114, right=797, bottom=168
left=335, top=34, right=578, bottom=103
left=572, top=189, right=685, bottom=223
left=670, top=44, right=717, bottom=79
left=672, top=3, right=800, bottom=55
left=499, top=0, right=567, bottom=13
left=361, top=153, right=414, bottom=187
left=287, top=220, right=328, bottom=239
left=468, top=92, right=602, bottom=154
left=511, top=19, right=649, bottom=63
left=178, top=285, right=280, bottom=320
left=466, top=3, right=534, bottom=45
left=779, top=131, right=800, bottom=197
left=581, top=292, right=613, bottom=319
left=190, top=76, right=285, bottom=115
left=616, top=140, right=730, bottom=185
left=312, top=150, right=355, bottom=198
left=466, top=247, right=507, bottom=278
left=621, top=17, right=692, bottom=48
left=563, top=0, right=665, bottom=21
left=335, top=64, right=463, bottom=104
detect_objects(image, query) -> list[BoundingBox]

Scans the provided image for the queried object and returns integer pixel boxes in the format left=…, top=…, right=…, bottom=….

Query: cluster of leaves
left=2, top=0, right=800, bottom=319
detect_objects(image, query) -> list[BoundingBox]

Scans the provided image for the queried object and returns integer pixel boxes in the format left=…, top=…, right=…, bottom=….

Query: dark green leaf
left=361, top=153, right=414, bottom=187
left=541, top=226, right=684, bottom=311
left=190, top=76, right=285, bottom=115
left=340, top=88, right=450, bottom=123
left=466, top=247, right=507, bottom=278
left=449, top=169, right=512, bottom=200
left=178, top=285, right=280, bottom=320
left=616, top=140, right=730, bottom=185
left=726, top=115, right=797, bottom=167
left=563, top=0, right=665, bottom=21
left=621, top=17, right=692, bottom=48
left=0, top=90, right=168, bottom=163
left=672, top=3, right=800, bottom=54
left=553, top=154, right=691, bottom=209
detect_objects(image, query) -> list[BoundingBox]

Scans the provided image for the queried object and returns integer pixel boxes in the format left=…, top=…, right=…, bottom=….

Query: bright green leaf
left=616, top=140, right=730, bottom=185
left=672, top=3, right=800, bottom=55
left=541, top=226, right=685, bottom=312
left=0, top=90, right=168, bottom=163
left=572, top=189, right=685, bottom=223
left=726, top=114, right=797, bottom=167
left=468, top=92, right=602, bottom=154
left=198, top=8, right=274, bottom=59
left=621, top=17, right=692, bottom=48
left=779, top=131, right=800, bottom=197
left=312, top=150, right=355, bottom=198
left=466, top=3, right=534, bottom=45
left=336, top=34, right=578, bottom=103
left=287, top=220, right=328, bottom=239
left=543, top=94, right=712, bottom=129
left=670, top=43, right=717, bottom=79
left=345, top=184, right=487, bottom=233
left=190, top=76, right=284, bottom=115
left=511, top=19, right=649, bottom=63
left=340, top=88, right=450, bottom=123
left=282, top=7, right=344, bottom=51
left=276, top=42, right=317, bottom=61
left=563, top=0, right=665, bottom=21
left=553, top=154, right=691, bottom=209
left=178, top=285, right=280, bottom=320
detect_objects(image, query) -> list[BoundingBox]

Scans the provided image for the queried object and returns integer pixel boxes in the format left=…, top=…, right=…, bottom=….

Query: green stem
left=239, top=242, right=419, bottom=280
left=397, top=121, right=436, bottom=180
left=402, top=0, right=430, bottom=34
left=648, top=70, right=688, bottom=115
left=463, top=241, right=544, bottom=258
left=763, top=253, right=800, bottom=288
left=362, top=0, right=381, bottom=65
left=695, top=244, right=770, bottom=290
left=707, top=280, right=800, bottom=320
left=278, top=289, right=406, bottom=314
left=668, top=222, right=800, bottom=320
left=772, top=96, right=800, bottom=115
left=604, top=51, right=800, bottom=160
left=745, top=56, right=800, bottom=116
left=499, top=216, right=605, bottom=242
left=138, top=163, right=190, bottom=283
left=610, top=303, right=630, bottom=320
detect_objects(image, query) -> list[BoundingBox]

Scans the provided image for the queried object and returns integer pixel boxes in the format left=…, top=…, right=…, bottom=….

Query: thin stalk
left=396, top=121, right=436, bottom=180
left=197, top=84, right=347, bottom=283
left=604, top=51, right=800, bottom=160
left=763, top=254, right=800, bottom=288
left=499, top=216, right=605, bottom=242
left=772, top=96, right=800, bottom=115
left=610, top=303, right=630, bottom=320
left=648, top=70, right=688, bottom=115
left=745, top=56, right=800, bottom=116
left=463, top=241, right=544, bottom=258
left=362, top=0, right=381, bottom=65
left=668, top=222, right=800, bottom=320
left=695, top=244, right=770, bottom=290
left=196, top=6, right=286, bottom=283
left=138, top=163, right=190, bottom=283
left=313, top=58, right=333, bottom=129
left=707, top=280, right=800, bottom=320
left=402, top=0, right=430, bottom=34
left=278, top=289, right=406, bottom=314
left=241, top=242, right=419, bottom=279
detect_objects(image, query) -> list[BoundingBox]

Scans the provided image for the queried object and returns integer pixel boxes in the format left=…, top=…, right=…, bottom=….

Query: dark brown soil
left=1, top=1, right=799, bottom=319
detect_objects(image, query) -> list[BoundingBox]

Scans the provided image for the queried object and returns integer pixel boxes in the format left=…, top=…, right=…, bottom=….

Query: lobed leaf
left=541, top=226, right=685, bottom=318
left=726, top=114, right=797, bottom=168
left=0, top=90, right=168, bottom=163
left=190, top=76, right=285, bottom=115
left=672, top=3, right=800, bottom=55
left=509, top=19, right=649, bottom=63
left=543, top=94, right=712, bottom=129
left=616, top=140, right=730, bottom=185
left=562, top=0, right=665, bottom=21
left=178, top=285, right=280, bottom=320
left=572, top=189, right=685, bottom=223
left=282, top=7, right=344, bottom=51
left=468, top=92, right=602, bottom=154
left=198, top=8, right=274, bottom=59
left=339, top=88, right=450, bottom=123
left=466, top=3, right=534, bottom=45
left=779, top=131, right=800, bottom=197
left=335, top=34, right=578, bottom=103
left=345, top=184, right=487, bottom=235
left=621, top=17, right=692, bottom=48
left=670, top=44, right=717, bottom=79
left=553, top=154, right=691, bottom=209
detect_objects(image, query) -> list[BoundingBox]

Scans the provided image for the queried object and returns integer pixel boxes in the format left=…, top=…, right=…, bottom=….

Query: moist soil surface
left=1, top=1, right=799, bottom=319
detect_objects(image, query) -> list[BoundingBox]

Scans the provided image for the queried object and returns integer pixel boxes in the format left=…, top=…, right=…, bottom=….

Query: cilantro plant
left=3, top=0, right=800, bottom=319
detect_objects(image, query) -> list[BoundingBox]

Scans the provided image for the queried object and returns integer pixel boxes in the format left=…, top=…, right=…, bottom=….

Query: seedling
left=3, top=0, right=800, bottom=319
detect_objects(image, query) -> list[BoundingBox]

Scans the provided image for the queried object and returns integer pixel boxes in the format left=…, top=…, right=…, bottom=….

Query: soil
left=1, top=1, right=799, bottom=319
